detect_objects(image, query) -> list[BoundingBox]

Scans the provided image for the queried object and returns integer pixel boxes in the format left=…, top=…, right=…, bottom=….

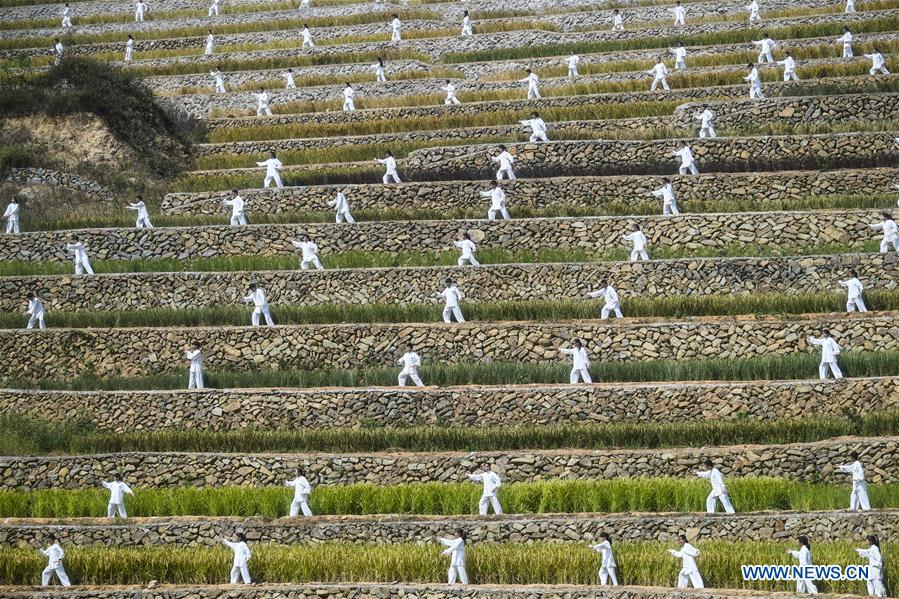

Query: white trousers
left=443, top=306, right=465, bottom=323
left=529, top=132, right=549, bottom=142
left=706, top=492, right=735, bottom=513
left=527, top=86, right=541, bottom=99
left=570, top=367, right=592, bottom=384
left=599, top=566, right=618, bottom=585
left=41, top=564, right=71, bottom=586
left=699, top=125, right=716, bottom=138
left=383, top=173, right=401, bottom=184
left=630, top=249, right=649, bottom=261
left=488, top=207, right=510, bottom=220
left=62, top=16, right=72, bottom=26
left=398, top=370, right=424, bottom=386
left=136, top=217, right=153, bottom=228
left=251, top=307, right=274, bottom=326
left=336, top=210, right=355, bottom=223
left=215, top=82, right=226, bottom=93
left=27, top=313, right=46, bottom=330
left=445, top=95, right=462, bottom=105
left=797, top=579, right=818, bottom=594
left=263, top=173, right=283, bottom=188
left=230, top=214, right=248, bottom=225
left=651, top=76, right=670, bottom=91
left=749, top=84, right=765, bottom=99
left=568, top=66, right=579, bottom=76
left=343, top=99, right=355, bottom=111
left=867, top=571, right=886, bottom=597
left=601, top=303, right=623, bottom=319
left=290, top=498, right=313, bottom=517
left=478, top=493, right=502, bottom=515
left=208, top=4, right=219, bottom=15
left=850, top=481, right=871, bottom=510
left=664, top=201, right=680, bottom=215
left=843, top=44, right=854, bottom=58
left=5, top=218, right=18, bottom=234
left=496, top=167, right=516, bottom=180
left=758, top=51, right=773, bottom=63
left=448, top=565, right=469, bottom=585
left=675, top=59, right=686, bottom=70
left=847, top=297, right=867, bottom=312
left=678, top=570, right=704, bottom=588
left=458, top=256, right=480, bottom=266
left=870, top=66, right=891, bottom=75
left=679, top=163, right=699, bottom=175
left=783, top=71, right=799, bottom=81
left=376, top=71, right=386, bottom=82
left=229, top=564, right=251, bottom=584
left=301, top=257, right=324, bottom=271
left=302, top=40, right=315, bottom=48
left=189, top=369, right=204, bottom=389
left=74, top=259, right=94, bottom=275
left=879, top=238, right=899, bottom=252
left=107, top=501, right=127, bottom=518
left=818, top=361, right=843, bottom=380
left=257, top=106, right=273, bottom=116
left=135, top=10, right=144, bottom=21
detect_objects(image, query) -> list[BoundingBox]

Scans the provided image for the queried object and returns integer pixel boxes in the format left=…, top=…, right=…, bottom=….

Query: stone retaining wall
left=161, top=168, right=899, bottom=214
left=0, top=168, right=116, bottom=202
left=0, top=437, right=896, bottom=489
left=1, top=313, right=896, bottom=379
left=2, top=377, right=897, bottom=432
left=1, top=510, right=894, bottom=547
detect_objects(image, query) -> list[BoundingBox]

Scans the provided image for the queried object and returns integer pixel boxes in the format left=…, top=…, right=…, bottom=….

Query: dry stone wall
left=2, top=377, right=897, bottom=432
left=1, top=168, right=116, bottom=202
left=1, top=437, right=896, bottom=489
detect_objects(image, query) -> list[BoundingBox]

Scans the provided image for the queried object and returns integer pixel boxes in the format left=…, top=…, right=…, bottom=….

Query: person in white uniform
left=102, top=474, right=134, bottom=518
left=468, top=468, right=502, bottom=514
left=134, top=0, right=148, bottom=22
left=284, top=468, right=313, bottom=516
left=375, top=57, right=386, bottom=82
left=591, top=532, right=618, bottom=585
left=623, top=225, right=649, bottom=261
left=301, top=24, right=315, bottom=48
left=61, top=3, right=73, bottom=27
left=257, top=150, right=283, bottom=188
left=283, top=68, right=296, bottom=89
left=454, top=232, right=479, bottom=266
left=695, top=459, right=735, bottom=513
left=443, top=80, right=462, bottom=105
left=559, top=338, right=591, bottom=384
left=839, top=271, right=867, bottom=312
left=652, top=178, right=679, bottom=215
left=670, top=43, right=687, bottom=70
left=673, top=143, right=698, bottom=175
left=390, top=14, right=402, bottom=43
left=855, top=536, right=886, bottom=597
left=491, top=145, right=516, bottom=180
left=845, top=0, right=856, bottom=13
left=342, top=83, right=356, bottom=111
left=438, top=530, right=469, bottom=585
left=376, top=151, right=401, bottom=183
left=745, top=63, right=765, bottom=99
left=208, top=0, right=221, bottom=16
left=461, top=10, right=472, bottom=36
left=203, top=30, right=215, bottom=55
left=696, top=108, right=716, bottom=138
left=223, top=189, right=247, bottom=225
left=807, top=329, right=842, bottom=379
left=777, top=51, right=799, bottom=81
left=611, top=9, right=624, bottom=30
left=673, top=1, right=686, bottom=25
left=753, top=34, right=776, bottom=63
left=648, top=57, right=670, bottom=91
left=291, top=234, right=324, bottom=270
left=66, top=236, right=94, bottom=275
left=481, top=180, right=509, bottom=220
left=520, top=69, right=541, bottom=99
left=838, top=452, right=871, bottom=511
left=397, top=342, right=424, bottom=386
left=212, top=66, right=226, bottom=93
left=587, top=280, right=623, bottom=319
left=520, top=111, right=549, bottom=142
left=127, top=196, right=153, bottom=228
left=53, top=39, right=64, bottom=64
left=254, top=88, right=273, bottom=117
left=243, top=283, right=274, bottom=326
left=25, top=291, right=46, bottom=330
left=40, top=535, right=71, bottom=587
left=567, top=54, right=580, bottom=77
left=328, top=191, right=355, bottom=223
left=747, top=0, right=761, bottom=22
left=788, top=536, right=819, bottom=595
left=124, top=35, right=134, bottom=62
left=440, top=278, right=465, bottom=323
left=222, top=533, right=252, bottom=584
left=3, top=197, right=20, bottom=234
left=669, top=535, right=704, bottom=589
left=870, top=211, right=898, bottom=252
left=865, top=49, right=890, bottom=75
left=185, top=344, right=204, bottom=389
left=840, top=27, right=854, bottom=58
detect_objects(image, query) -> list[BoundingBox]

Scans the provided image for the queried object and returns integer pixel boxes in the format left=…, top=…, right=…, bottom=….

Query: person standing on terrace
left=443, top=80, right=462, bottom=105
left=302, top=24, right=315, bottom=48
left=438, top=530, right=469, bottom=585
left=376, top=150, right=401, bottom=184
left=391, top=14, right=402, bottom=44
left=491, top=145, right=516, bottom=180
left=806, top=329, right=842, bottom=380
left=568, top=54, right=580, bottom=77
left=375, top=57, right=387, bottom=82
left=870, top=211, right=898, bottom=253
left=696, top=108, right=716, bottom=138
left=648, top=57, right=670, bottom=91
left=343, top=83, right=356, bottom=111
left=520, top=68, right=541, bottom=99
left=461, top=10, right=472, bottom=36
left=560, top=338, right=592, bottom=384
left=611, top=9, right=624, bottom=31
left=205, top=30, right=215, bottom=55
left=673, top=0, right=686, bottom=26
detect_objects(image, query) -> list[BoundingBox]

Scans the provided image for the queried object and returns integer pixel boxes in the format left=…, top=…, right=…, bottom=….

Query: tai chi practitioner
left=443, top=80, right=462, bottom=105
left=301, top=24, right=315, bottom=48
left=468, top=469, right=502, bottom=514
left=788, top=536, right=819, bottom=595
left=481, top=180, right=510, bottom=220
left=695, top=459, right=735, bottom=513
left=559, top=338, right=591, bottom=384
left=439, top=530, right=469, bottom=585
left=40, top=535, right=71, bottom=587
left=3, top=197, right=20, bottom=234
left=328, top=191, right=355, bottom=223
left=186, top=345, right=204, bottom=389
left=521, top=112, right=548, bottom=142
left=257, top=150, right=283, bottom=188
left=652, top=178, right=679, bottom=215
left=223, top=189, right=247, bottom=225
left=567, top=54, right=580, bottom=77
left=375, top=57, right=386, bottom=82
left=25, top=291, right=46, bottom=330
left=53, top=39, right=64, bottom=64
left=807, top=329, right=842, bottom=380
left=391, top=14, right=402, bottom=43
left=455, top=232, right=479, bottom=266
left=440, top=278, right=465, bottom=323
left=838, top=452, right=871, bottom=511
left=845, top=0, right=856, bottom=13
left=856, top=536, right=886, bottom=597
left=697, top=108, right=716, bottom=138
left=254, top=88, right=273, bottom=117
left=66, top=237, right=94, bottom=275
left=204, top=31, right=215, bottom=55
left=102, top=474, right=134, bottom=518
left=243, top=283, right=274, bottom=326
left=587, top=280, right=623, bottom=319
left=673, top=1, right=686, bottom=25
left=753, top=34, right=776, bottom=63
left=870, top=211, right=898, bottom=252
left=461, top=11, right=472, bottom=36
left=673, top=143, right=698, bottom=175
left=491, top=145, right=516, bottom=180
left=212, top=66, right=226, bottom=93
left=669, top=535, right=704, bottom=589
left=283, top=68, right=296, bottom=89
left=591, top=532, right=618, bottom=586
left=124, top=35, right=134, bottom=61
left=285, top=468, right=313, bottom=516
left=397, top=342, right=424, bottom=386
left=208, top=0, right=221, bottom=16
left=623, top=225, right=649, bottom=261
left=127, top=196, right=153, bottom=228
left=61, top=4, right=72, bottom=27
left=291, top=235, right=324, bottom=270
left=670, top=44, right=687, bottom=70
left=840, top=28, right=854, bottom=58
left=342, top=83, right=355, bottom=111
left=866, top=49, right=890, bottom=75
left=839, top=271, right=867, bottom=312
left=648, top=57, right=670, bottom=91
left=745, top=63, right=765, bottom=99
left=777, top=51, right=799, bottom=81
left=134, top=0, right=148, bottom=21
left=222, top=533, right=252, bottom=584
left=747, top=0, right=760, bottom=22
left=611, top=9, right=624, bottom=30
left=376, top=151, right=401, bottom=184
left=299, top=0, right=309, bottom=8
left=521, top=69, right=541, bottom=99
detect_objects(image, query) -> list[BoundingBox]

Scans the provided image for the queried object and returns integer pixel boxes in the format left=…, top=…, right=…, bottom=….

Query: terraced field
left=2, top=0, right=899, bottom=596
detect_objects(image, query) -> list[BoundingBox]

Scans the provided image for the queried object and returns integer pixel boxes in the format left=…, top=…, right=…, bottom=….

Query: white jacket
left=652, top=183, right=676, bottom=205
left=454, top=239, right=476, bottom=259
left=440, top=537, right=466, bottom=567
left=27, top=297, right=45, bottom=317
left=41, top=543, right=65, bottom=567
left=754, top=38, right=776, bottom=54
left=592, top=540, right=617, bottom=567
left=480, top=187, right=506, bottom=210
left=492, top=151, right=515, bottom=170
left=789, top=545, right=814, bottom=567
left=3, top=202, right=19, bottom=220
left=671, top=542, right=701, bottom=573
left=856, top=544, right=883, bottom=570
left=561, top=346, right=590, bottom=370
left=568, top=55, right=580, bottom=68
left=777, top=56, right=796, bottom=73
left=185, top=349, right=203, bottom=372
left=648, top=62, right=669, bottom=79
left=377, top=156, right=398, bottom=174
left=673, top=146, right=695, bottom=166
left=698, top=109, right=714, bottom=128
left=102, top=480, right=134, bottom=504
left=257, top=158, right=282, bottom=177
left=871, top=218, right=897, bottom=241
left=588, top=286, right=619, bottom=307
left=66, top=242, right=89, bottom=263
left=469, top=471, right=501, bottom=496
left=329, top=192, right=349, bottom=213
left=520, top=117, right=547, bottom=135
left=521, top=73, right=540, bottom=88
left=838, top=460, right=866, bottom=483
left=440, top=285, right=464, bottom=308
left=398, top=351, right=421, bottom=373
left=808, top=336, right=840, bottom=362
left=224, top=196, right=245, bottom=216
left=223, top=540, right=251, bottom=567
left=696, top=467, right=728, bottom=496
left=292, top=240, right=320, bottom=260
left=624, top=231, right=647, bottom=250
left=840, top=277, right=864, bottom=299
left=243, top=288, right=269, bottom=309
left=285, top=476, right=312, bottom=500
left=127, top=201, right=149, bottom=220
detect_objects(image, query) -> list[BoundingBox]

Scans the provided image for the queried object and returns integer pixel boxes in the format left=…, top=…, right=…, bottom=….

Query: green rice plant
left=0, top=541, right=894, bottom=591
